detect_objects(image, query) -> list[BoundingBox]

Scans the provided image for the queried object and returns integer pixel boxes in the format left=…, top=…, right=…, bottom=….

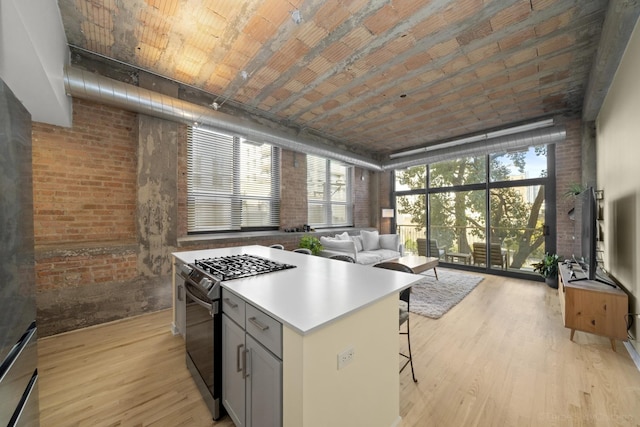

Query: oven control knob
left=179, top=264, right=193, bottom=277
left=200, top=277, right=213, bottom=290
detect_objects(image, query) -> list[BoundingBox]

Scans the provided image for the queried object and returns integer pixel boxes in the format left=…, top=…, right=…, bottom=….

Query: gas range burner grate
left=194, top=254, right=296, bottom=281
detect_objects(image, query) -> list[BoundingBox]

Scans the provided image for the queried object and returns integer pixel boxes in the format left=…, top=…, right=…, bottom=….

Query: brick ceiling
left=57, top=0, right=608, bottom=158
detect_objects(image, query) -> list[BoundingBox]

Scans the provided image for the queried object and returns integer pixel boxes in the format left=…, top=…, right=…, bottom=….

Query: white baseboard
left=624, top=341, right=640, bottom=371
left=389, top=416, right=402, bottom=427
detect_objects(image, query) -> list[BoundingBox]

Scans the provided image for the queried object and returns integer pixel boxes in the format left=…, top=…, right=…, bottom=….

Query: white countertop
left=173, top=245, right=423, bottom=335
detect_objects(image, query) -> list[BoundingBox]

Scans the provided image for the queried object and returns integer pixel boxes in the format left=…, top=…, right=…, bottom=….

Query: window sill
left=177, top=227, right=375, bottom=248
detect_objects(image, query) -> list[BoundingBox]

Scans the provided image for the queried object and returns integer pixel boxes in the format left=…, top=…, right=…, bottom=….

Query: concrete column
left=582, top=121, right=597, bottom=189
left=136, top=115, right=178, bottom=276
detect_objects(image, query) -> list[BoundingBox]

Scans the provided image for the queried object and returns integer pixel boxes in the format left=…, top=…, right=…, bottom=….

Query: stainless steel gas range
left=178, top=254, right=295, bottom=420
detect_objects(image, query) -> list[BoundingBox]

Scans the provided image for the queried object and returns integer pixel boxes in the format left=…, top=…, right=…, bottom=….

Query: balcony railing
left=396, top=224, right=424, bottom=254
left=396, top=224, right=543, bottom=272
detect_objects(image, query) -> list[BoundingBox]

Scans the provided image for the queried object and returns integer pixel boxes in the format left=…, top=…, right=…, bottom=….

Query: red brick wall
left=32, top=99, right=139, bottom=298
left=353, top=167, right=371, bottom=227
left=280, top=150, right=308, bottom=230
left=555, top=118, right=582, bottom=258
left=378, top=171, right=393, bottom=234
left=32, top=98, right=137, bottom=245
left=32, top=99, right=146, bottom=335
left=36, top=247, right=138, bottom=290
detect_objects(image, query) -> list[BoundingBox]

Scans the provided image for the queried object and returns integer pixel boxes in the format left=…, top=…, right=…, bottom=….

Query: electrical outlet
left=337, top=346, right=355, bottom=370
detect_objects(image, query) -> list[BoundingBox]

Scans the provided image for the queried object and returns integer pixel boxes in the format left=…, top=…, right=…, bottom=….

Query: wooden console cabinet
left=558, top=265, right=628, bottom=351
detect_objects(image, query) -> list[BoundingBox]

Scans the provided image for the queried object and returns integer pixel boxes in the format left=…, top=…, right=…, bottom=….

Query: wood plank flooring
left=38, top=272, right=640, bottom=426
left=37, top=309, right=232, bottom=427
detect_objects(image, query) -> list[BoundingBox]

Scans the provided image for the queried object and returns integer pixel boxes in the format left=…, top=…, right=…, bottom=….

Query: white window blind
left=187, top=127, right=280, bottom=232
left=307, top=155, right=352, bottom=227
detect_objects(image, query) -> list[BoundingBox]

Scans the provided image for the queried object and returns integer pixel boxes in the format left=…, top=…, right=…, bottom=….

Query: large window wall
left=394, top=145, right=555, bottom=276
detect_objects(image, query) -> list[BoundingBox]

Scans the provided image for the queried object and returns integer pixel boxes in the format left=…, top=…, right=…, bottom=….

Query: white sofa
left=319, top=230, right=403, bottom=265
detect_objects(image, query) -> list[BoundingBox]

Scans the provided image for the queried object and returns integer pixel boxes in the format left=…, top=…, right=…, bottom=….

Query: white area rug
left=409, top=269, right=484, bottom=319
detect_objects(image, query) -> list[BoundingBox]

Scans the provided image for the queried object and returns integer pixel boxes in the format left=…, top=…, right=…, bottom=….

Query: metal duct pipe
left=63, top=66, right=383, bottom=171
left=381, top=125, right=566, bottom=170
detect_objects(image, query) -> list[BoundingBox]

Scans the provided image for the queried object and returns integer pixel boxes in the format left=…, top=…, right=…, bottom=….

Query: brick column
left=280, top=149, right=307, bottom=230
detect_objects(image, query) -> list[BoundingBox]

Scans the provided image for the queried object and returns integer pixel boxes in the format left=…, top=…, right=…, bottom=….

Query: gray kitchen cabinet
left=222, top=290, right=282, bottom=427
left=222, top=313, right=247, bottom=427
left=245, top=334, right=282, bottom=427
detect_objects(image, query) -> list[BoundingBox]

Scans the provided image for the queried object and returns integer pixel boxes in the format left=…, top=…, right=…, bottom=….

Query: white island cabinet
left=172, top=245, right=422, bottom=427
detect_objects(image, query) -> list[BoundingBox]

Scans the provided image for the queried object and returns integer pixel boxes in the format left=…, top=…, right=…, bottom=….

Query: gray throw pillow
left=379, top=234, right=399, bottom=250
left=351, top=235, right=364, bottom=252
left=336, top=231, right=350, bottom=240
left=361, top=230, right=380, bottom=251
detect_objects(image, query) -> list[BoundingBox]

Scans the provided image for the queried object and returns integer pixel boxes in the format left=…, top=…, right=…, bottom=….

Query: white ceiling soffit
left=381, top=125, right=566, bottom=171
left=63, top=66, right=382, bottom=171
left=0, top=0, right=72, bottom=127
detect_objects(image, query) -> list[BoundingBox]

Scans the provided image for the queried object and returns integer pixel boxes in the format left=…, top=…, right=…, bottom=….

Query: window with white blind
left=307, top=155, right=352, bottom=227
left=187, top=127, right=280, bottom=232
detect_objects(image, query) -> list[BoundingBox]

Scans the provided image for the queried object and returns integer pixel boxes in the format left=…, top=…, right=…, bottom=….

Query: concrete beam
left=582, top=1, right=640, bottom=121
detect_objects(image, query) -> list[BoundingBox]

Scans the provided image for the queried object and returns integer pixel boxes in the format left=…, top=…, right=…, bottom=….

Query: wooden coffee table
left=391, top=255, right=439, bottom=279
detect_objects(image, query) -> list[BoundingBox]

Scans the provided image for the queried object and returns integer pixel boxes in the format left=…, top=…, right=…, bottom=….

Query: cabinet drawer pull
left=236, top=344, right=244, bottom=372
left=248, top=316, right=269, bottom=331
left=224, top=297, right=239, bottom=309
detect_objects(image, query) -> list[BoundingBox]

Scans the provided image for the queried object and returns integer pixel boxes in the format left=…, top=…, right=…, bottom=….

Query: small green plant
left=563, top=183, right=586, bottom=199
left=532, top=252, right=562, bottom=278
left=299, top=235, right=323, bottom=256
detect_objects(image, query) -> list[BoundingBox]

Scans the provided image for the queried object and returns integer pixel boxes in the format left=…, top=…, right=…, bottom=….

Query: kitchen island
left=172, top=245, right=422, bottom=427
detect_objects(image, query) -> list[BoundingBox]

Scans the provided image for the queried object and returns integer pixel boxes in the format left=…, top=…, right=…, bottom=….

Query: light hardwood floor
left=38, top=272, right=640, bottom=426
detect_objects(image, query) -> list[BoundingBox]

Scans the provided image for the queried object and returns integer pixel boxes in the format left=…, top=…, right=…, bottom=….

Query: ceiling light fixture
left=291, top=10, right=302, bottom=24
left=388, top=118, right=555, bottom=159
left=211, top=70, right=251, bottom=111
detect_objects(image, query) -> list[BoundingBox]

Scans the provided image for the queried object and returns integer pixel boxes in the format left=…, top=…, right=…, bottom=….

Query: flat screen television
left=578, top=187, right=597, bottom=280
left=572, top=187, right=614, bottom=286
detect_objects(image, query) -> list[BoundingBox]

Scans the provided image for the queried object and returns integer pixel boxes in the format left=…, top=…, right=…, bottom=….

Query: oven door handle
left=185, top=285, right=214, bottom=313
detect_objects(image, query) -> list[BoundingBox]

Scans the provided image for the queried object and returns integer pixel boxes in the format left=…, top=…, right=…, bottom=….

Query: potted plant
left=532, top=252, right=562, bottom=288
left=563, top=183, right=586, bottom=199
left=299, top=235, right=323, bottom=256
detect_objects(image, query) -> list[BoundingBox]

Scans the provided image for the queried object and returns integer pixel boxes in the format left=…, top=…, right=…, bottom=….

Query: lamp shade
left=382, top=209, right=394, bottom=218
